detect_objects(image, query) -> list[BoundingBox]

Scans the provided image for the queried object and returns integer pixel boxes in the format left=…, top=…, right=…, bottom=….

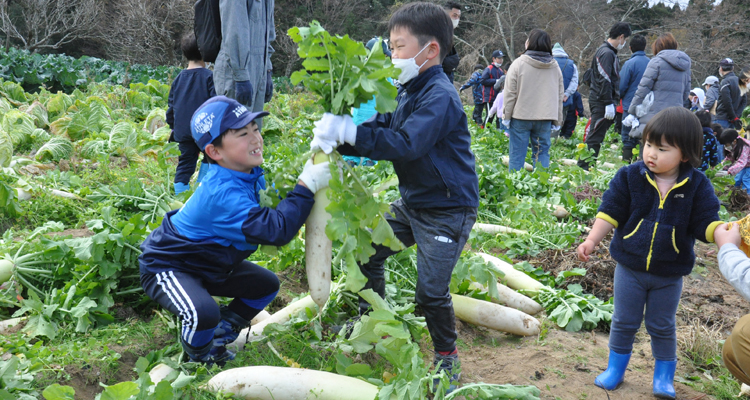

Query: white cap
left=703, top=76, right=719, bottom=86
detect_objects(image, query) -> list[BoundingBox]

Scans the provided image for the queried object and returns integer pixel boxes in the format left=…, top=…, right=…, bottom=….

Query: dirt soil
left=457, top=240, right=749, bottom=400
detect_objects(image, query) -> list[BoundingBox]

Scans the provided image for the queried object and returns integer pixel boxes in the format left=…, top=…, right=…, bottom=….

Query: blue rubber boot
left=174, top=182, right=190, bottom=194
left=196, top=163, right=209, bottom=184
left=652, top=360, right=677, bottom=399
left=213, top=306, right=251, bottom=348
left=594, top=350, right=631, bottom=390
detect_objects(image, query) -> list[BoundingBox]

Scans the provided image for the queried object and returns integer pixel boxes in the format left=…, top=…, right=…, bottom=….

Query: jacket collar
left=632, top=51, right=647, bottom=57
left=603, top=41, right=618, bottom=54
left=210, top=164, right=264, bottom=184
left=637, top=160, right=694, bottom=183
left=403, top=65, right=443, bottom=93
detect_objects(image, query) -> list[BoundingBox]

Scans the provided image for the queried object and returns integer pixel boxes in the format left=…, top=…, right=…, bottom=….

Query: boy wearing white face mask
left=310, top=2, right=478, bottom=393
left=441, top=2, right=462, bottom=83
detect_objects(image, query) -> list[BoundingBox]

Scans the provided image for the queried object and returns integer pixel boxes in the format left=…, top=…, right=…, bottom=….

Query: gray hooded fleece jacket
left=628, top=49, right=691, bottom=131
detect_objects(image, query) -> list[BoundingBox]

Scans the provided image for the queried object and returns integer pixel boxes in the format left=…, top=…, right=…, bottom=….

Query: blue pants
left=141, top=261, right=279, bottom=347
left=735, top=168, right=750, bottom=192
left=508, top=119, right=552, bottom=171
left=357, top=198, right=477, bottom=352
left=620, top=111, right=640, bottom=150
left=609, top=264, right=683, bottom=360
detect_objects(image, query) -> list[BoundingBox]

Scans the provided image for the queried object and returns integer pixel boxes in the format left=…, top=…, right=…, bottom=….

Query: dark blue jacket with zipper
left=597, top=161, right=722, bottom=276
left=338, top=65, right=479, bottom=210
left=138, top=165, right=314, bottom=280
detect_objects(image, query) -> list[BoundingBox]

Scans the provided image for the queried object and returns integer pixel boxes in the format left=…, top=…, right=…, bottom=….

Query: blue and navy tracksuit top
left=459, top=71, right=484, bottom=105
left=337, top=65, right=479, bottom=210
left=597, top=161, right=722, bottom=276
left=139, top=165, right=315, bottom=280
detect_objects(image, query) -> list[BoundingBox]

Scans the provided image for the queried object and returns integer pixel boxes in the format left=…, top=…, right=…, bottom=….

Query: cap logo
left=232, top=105, right=248, bottom=118
left=194, top=112, right=215, bottom=134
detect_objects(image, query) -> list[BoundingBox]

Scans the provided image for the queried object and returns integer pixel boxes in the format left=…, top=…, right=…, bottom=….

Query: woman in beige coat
left=502, top=29, right=564, bottom=171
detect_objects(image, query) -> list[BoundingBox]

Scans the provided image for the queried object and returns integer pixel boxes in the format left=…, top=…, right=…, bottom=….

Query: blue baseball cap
left=191, top=96, right=269, bottom=150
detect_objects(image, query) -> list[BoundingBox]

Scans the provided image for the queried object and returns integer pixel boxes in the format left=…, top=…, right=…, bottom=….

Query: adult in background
left=214, top=0, right=275, bottom=129
left=703, top=75, right=721, bottom=117
left=503, top=29, right=563, bottom=171
left=480, top=50, right=505, bottom=128
left=618, top=34, right=650, bottom=163
left=625, top=33, right=691, bottom=159
left=551, top=43, right=578, bottom=138
left=578, top=22, right=631, bottom=170
left=716, top=58, right=749, bottom=130
left=560, top=89, right=584, bottom=139
left=442, top=2, right=462, bottom=83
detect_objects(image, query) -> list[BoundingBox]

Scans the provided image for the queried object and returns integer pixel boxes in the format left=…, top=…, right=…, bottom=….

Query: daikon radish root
left=473, top=223, right=527, bottom=235
left=250, top=310, right=271, bottom=325
left=305, top=152, right=332, bottom=309
left=601, top=162, right=616, bottom=169
left=560, top=158, right=578, bottom=166
left=468, top=282, right=543, bottom=315
left=477, top=252, right=546, bottom=293
left=149, top=363, right=176, bottom=384
left=0, top=317, right=25, bottom=334
left=230, top=293, right=319, bottom=350
left=501, top=155, right=533, bottom=172
left=207, top=366, right=383, bottom=400
left=452, top=294, right=540, bottom=336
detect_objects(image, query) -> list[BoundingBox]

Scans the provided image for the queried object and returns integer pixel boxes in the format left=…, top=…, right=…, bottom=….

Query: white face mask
left=452, top=18, right=459, bottom=29
left=392, top=43, right=430, bottom=85
left=617, top=38, right=626, bottom=50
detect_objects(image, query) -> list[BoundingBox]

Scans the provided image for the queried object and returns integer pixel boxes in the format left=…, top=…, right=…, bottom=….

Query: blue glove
left=264, top=70, right=273, bottom=103
left=235, top=80, right=254, bottom=105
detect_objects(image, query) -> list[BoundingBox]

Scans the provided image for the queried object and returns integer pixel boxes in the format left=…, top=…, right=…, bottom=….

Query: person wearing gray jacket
left=625, top=34, right=691, bottom=150
left=703, top=75, right=721, bottom=116
left=215, top=0, right=275, bottom=129
left=715, top=223, right=750, bottom=386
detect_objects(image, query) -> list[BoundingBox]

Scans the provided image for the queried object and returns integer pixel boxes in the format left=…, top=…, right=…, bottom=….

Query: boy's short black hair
left=696, top=110, right=712, bottom=128
left=629, top=34, right=647, bottom=52
left=526, top=29, right=552, bottom=54
left=443, top=1, right=462, bottom=10
left=474, top=64, right=484, bottom=71
left=642, top=107, right=702, bottom=168
left=718, top=128, right=739, bottom=145
left=389, top=2, right=453, bottom=62
left=181, top=32, right=203, bottom=62
left=609, top=22, right=632, bottom=39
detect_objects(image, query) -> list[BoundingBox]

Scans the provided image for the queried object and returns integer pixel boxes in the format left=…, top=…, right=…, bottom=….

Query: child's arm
left=728, top=145, right=750, bottom=175
left=715, top=223, right=750, bottom=302
left=577, top=218, right=616, bottom=261
left=710, top=137, right=721, bottom=167
left=688, top=177, right=723, bottom=243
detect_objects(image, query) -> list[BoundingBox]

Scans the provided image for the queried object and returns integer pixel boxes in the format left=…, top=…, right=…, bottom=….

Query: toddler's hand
left=576, top=239, right=596, bottom=262
left=714, top=223, right=741, bottom=248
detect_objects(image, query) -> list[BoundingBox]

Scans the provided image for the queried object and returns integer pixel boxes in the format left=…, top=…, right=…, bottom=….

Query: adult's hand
left=235, top=80, right=254, bottom=105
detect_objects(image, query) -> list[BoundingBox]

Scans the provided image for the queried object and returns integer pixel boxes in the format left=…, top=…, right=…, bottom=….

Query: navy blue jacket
left=459, top=71, right=484, bottom=105
left=597, top=161, right=722, bottom=276
left=554, top=57, right=575, bottom=107
left=480, top=64, right=504, bottom=103
left=338, top=65, right=479, bottom=209
left=167, top=68, right=216, bottom=142
left=139, top=165, right=315, bottom=280
left=572, top=92, right=584, bottom=116
left=619, top=51, right=650, bottom=112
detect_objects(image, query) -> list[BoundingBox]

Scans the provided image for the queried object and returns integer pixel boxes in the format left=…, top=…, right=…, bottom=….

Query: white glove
left=622, top=114, right=637, bottom=127
left=310, top=113, right=357, bottom=154
left=551, top=125, right=561, bottom=131
left=630, top=118, right=640, bottom=129
left=502, top=119, right=511, bottom=128
left=298, top=159, right=332, bottom=194
left=604, top=104, right=616, bottom=120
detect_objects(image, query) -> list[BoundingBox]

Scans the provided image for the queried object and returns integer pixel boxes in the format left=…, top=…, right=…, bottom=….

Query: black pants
left=357, top=199, right=477, bottom=352
left=175, top=141, right=207, bottom=185
left=141, top=261, right=279, bottom=347
left=578, top=102, right=615, bottom=170
left=472, top=103, right=485, bottom=126
left=561, top=106, right=578, bottom=138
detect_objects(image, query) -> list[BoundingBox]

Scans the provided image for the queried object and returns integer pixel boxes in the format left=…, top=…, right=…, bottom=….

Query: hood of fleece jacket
left=657, top=49, right=691, bottom=72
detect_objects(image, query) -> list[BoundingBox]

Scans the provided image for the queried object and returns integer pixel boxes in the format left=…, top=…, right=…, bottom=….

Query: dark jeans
left=175, top=141, right=207, bottom=185
left=609, top=264, right=683, bottom=360
left=620, top=111, right=640, bottom=150
left=578, top=102, right=615, bottom=170
left=472, top=103, right=485, bottom=126
left=560, top=106, right=578, bottom=138
left=141, top=261, right=279, bottom=347
left=357, top=199, right=477, bottom=352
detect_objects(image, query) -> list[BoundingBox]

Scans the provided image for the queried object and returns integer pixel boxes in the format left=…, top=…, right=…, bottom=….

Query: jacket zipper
left=643, top=174, right=688, bottom=270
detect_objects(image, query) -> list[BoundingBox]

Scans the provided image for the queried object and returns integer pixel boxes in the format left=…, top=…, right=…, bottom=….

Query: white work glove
left=551, top=125, right=561, bottom=131
left=604, top=104, right=616, bottom=120
left=298, top=159, right=332, bottom=194
left=630, top=118, right=640, bottom=129
left=310, top=113, right=357, bottom=154
left=622, top=114, right=637, bottom=127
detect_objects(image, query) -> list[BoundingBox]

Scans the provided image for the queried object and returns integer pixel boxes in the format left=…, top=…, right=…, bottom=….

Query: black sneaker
left=433, top=351, right=460, bottom=394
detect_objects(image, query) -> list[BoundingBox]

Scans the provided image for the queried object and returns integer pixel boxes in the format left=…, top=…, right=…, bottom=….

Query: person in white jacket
left=715, top=222, right=750, bottom=386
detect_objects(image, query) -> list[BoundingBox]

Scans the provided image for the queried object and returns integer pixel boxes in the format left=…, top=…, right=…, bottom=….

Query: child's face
left=643, top=138, right=687, bottom=176
left=211, top=121, right=263, bottom=173
left=389, top=27, right=438, bottom=68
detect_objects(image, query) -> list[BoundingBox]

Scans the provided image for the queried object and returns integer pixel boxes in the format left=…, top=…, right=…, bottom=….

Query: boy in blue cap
left=309, top=2, right=479, bottom=392
left=139, top=96, right=332, bottom=365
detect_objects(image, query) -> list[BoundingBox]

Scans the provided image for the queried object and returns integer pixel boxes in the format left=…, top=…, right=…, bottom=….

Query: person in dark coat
left=441, top=2, right=462, bottom=83
left=618, top=34, right=650, bottom=162
left=716, top=58, right=749, bottom=130
left=703, top=75, right=721, bottom=117
left=561, top=90, right=585, bottom=139
left=578, top=22, right=631, bottom=170
left=480, top=50, right=505, bottom=128
left=552, top=43, right=578, bottom=138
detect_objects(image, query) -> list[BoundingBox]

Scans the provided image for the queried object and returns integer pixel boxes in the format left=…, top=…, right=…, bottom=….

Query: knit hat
left=552, top=43, right=564, bottom=52
left=702, top=76, right=719, bottom=86
left=191, top=96, right=269, bottom=151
